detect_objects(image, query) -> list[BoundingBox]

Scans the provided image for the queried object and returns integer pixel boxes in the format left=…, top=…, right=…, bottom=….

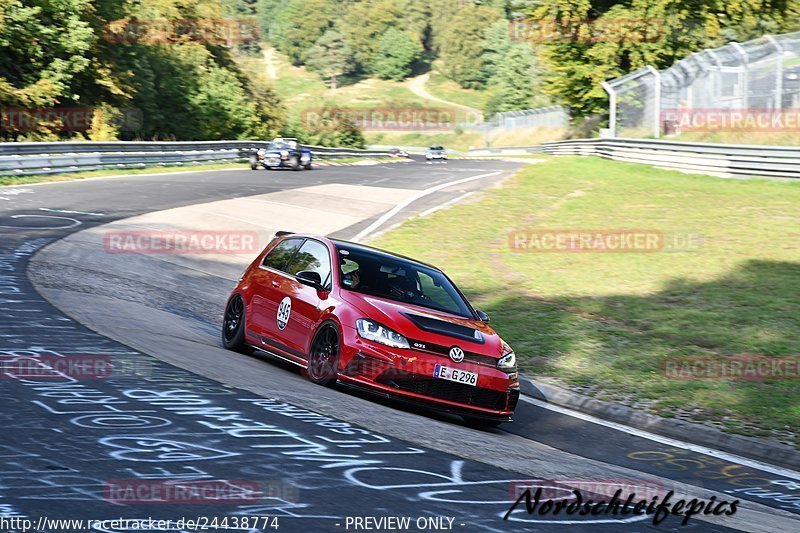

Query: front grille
left=407, top=340, right=498, bottom=367
left=377, top=370, right=508, bottom=411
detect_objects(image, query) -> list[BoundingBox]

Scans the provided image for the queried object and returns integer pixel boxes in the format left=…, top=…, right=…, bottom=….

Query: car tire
left=249, top=156, right=258, bottom=170
left=304, top=164, right=312, bottom=170
left=306, top=323, right=340, bottom=386
left=222, top=294, right=253, bottom=354
left=462, top=416, right=502, bottom=429
left=290, top=156, right=302, bottom=171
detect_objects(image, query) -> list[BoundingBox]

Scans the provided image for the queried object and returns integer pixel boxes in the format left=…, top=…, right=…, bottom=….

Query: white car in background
left=425, top=146, right=448, bottom=163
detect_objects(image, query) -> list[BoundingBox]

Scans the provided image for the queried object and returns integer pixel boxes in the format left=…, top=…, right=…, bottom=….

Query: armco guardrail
left=542, top=138, right=800, bottom=179
left=0, top=141, right=393, bottom=176
left=467, top=146, right=544, bottom=156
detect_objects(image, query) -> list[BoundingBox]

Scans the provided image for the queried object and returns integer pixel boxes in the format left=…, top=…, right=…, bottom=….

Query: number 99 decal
left=277, top=296, right=292, bottom=330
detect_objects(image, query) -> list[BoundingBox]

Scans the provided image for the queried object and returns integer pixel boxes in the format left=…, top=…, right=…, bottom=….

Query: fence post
left=601, top=81, right=616, bottom=137
left=730, top=42, right=749, bottom=108
left=646, top=65, right=661, bottom=138
left=764, top=35, right=784, bottom=109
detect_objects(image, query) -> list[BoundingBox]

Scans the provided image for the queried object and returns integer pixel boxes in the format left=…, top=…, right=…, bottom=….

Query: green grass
left=365, top=131, right=486, bottom=152
left=374, top=157, right=800, bottom=440
left=0, top=162, right=245, bottom=186
left=263, top=48, right=450, bottom=116
left=425, top=71, right=493, bottom=112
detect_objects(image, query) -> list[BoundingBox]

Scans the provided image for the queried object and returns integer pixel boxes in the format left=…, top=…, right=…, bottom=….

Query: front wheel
left=290, top=156, right=302, bottom=171
left=306, top=324, right=340, bottom=386
left=249, top=156, right=258, bottom=170
left=222, top=294, right=252, bottom=354
left=303, top=163, right=312, bottom=170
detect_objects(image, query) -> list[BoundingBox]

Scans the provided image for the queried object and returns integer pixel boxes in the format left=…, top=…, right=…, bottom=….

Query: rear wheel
left=222, top=294, right=252, bottom=354
left=303, top=163, right=313, bottom=170
left=307, top=324, right=340, bottom=386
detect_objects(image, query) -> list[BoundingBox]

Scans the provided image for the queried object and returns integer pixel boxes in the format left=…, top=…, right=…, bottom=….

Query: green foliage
left=372, top=28, right=423, bottom=81
left=524, top=0, right=800, bottom=115
left=304, top=30, right=355, bottom=89
left=437, top=3, right=504, bottom=89
left=267, top=0, right=335, bottom=65
left=283, top=106, right=366, bottom=148
left=481, top=18, right=513, bottom=82
left=1, top=0, right=284, bottom=140
left=485, top=42, right=544, bottom=116
left=0, top=0, right=94, bottom=108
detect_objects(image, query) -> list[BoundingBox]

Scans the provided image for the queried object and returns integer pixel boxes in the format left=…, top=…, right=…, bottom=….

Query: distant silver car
left=425, top=146, right=447, bottom=162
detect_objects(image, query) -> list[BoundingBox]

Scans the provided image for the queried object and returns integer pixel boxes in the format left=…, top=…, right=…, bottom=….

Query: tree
left=266, top=0, right=336, bottom=64
left=304, top=30, right=355, bottom=89
left=372, top=28, right=423, bottom=81
left=438, top=4, right=504, bottom=88
left=485, top=42, right=543, bottom=116
left=481, top=18, right=513, bottom=81
left=338, top=0, right=404, bottom=73
left=0, top=0, right=94, bottom=109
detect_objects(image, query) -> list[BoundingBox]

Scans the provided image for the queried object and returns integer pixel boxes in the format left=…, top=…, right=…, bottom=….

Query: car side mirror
left=296, top=271, right=323, bottom=290
left=476, top=309, right=490, bottom=323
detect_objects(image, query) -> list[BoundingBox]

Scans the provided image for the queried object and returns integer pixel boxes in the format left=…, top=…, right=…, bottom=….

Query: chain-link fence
left=605, top=32, right=800, bottom=138
left=489, top=106, right=569, bottom=130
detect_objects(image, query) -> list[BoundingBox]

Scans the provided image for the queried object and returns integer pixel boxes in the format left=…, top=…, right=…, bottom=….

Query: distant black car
left=249, top=139, right=313, bottom=171
left=388, top=148, right=409, bottom=158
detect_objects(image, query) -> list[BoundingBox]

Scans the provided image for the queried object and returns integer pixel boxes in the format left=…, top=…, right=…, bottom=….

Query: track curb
left=519, top=377, right=800, bottom=471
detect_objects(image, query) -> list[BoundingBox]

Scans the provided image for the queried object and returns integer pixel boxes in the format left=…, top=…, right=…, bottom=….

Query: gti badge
left=449, top=346, right=465, bottom=363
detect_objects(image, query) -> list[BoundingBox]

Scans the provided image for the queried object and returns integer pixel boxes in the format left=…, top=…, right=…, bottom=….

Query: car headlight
left=356, top=319, right=409, bottom=349
left=497, top=342, right=516, bottom=372
left=280, top=150, right=288, bottom=156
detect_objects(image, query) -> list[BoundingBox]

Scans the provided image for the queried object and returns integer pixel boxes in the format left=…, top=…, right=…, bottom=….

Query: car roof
left=275, top=233, right=441, bottom=271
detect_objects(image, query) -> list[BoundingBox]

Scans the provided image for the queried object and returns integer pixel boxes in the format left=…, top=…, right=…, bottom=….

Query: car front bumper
left=337, top=326, right=519, bottom=420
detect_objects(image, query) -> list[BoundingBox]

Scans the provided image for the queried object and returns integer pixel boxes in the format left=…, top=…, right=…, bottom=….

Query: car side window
left=286, top=239, right=332, bottom=287
left=262, top=238, right=302, bottom=272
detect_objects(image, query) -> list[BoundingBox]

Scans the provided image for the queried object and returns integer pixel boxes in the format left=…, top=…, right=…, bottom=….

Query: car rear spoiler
left=274, top=230, right=295, bottom=238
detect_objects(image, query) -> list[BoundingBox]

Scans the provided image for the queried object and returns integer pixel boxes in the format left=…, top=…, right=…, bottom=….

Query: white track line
left=519, top=396, right=800, bottom=480
left=418, top=192, right=474, bottom=218
left=352, top=170, right=501, bottom=242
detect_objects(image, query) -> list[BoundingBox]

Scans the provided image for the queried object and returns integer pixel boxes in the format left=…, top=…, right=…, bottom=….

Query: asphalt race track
left=1, top=158, right=798, bottom=532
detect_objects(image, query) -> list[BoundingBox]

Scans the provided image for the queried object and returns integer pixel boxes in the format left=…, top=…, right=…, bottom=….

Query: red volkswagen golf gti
left=222, top=232, right=520, bottom=426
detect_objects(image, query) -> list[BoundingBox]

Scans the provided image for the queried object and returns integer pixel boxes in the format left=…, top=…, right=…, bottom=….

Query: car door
left=249, top=238, right=303, bottom=352
left=279, top=238, right=333, bottom=358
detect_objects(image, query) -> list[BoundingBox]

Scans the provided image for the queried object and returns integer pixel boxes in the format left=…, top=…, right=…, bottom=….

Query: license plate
left=433, top=365, right=478, bottom=386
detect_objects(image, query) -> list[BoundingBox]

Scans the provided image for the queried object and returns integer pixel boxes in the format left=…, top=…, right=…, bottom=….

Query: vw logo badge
left=449, top=346, right=465, bottom=363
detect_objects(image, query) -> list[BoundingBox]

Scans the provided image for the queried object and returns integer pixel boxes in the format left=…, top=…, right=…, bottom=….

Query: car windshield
left=335, top=244, right=473, bottom=318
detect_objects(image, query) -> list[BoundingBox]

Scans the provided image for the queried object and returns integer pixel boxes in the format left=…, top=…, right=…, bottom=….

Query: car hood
left=340, top=290, right=504, bottom=357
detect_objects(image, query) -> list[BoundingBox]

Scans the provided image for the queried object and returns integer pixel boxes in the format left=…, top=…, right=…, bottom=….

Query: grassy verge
left=373, top=157, right=800, bottom=443
left=262, top=48, right=451, bottom=115
left=0, top=162, right=245, bottom=187
left=425, top=71, right=492, bottom=111
left=364, top=131, right=485, bottom=152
